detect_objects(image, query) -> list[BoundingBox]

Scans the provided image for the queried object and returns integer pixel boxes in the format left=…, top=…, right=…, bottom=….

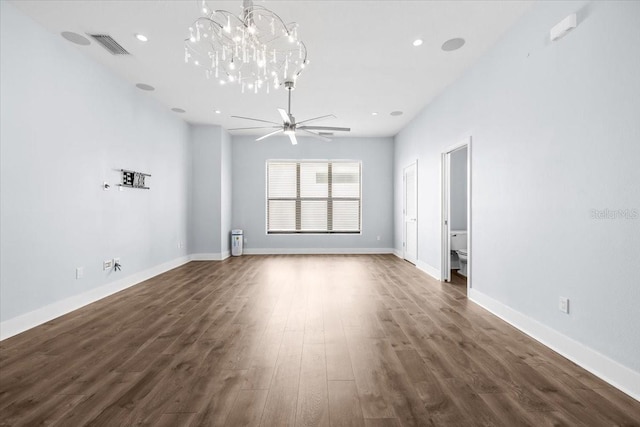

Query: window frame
left=266, top=160, right=362, bottom=235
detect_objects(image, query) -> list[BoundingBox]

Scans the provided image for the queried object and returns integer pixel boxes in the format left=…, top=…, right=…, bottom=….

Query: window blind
left=267, top=161, right=361, bottom=234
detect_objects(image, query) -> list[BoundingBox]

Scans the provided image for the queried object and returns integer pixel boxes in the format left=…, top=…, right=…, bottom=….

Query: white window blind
left=267, top=161, right=361, bottom=234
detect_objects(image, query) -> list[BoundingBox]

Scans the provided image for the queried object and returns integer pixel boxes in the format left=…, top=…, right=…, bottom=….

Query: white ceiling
left=11, top=0, right=534, bottom=137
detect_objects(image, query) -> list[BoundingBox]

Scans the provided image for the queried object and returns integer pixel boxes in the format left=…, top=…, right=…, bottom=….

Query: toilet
left=450, top=231, right=468, bottom=277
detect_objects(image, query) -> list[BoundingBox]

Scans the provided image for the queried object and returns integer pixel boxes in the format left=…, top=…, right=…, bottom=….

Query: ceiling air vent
left=89, top=34, right=130, bottom=55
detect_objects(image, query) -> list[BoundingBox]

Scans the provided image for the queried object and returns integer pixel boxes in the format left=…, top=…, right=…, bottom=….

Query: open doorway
left=441, top=137, right=471, bottom=292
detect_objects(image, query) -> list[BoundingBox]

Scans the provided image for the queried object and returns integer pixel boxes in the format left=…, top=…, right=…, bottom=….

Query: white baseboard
left=469, top=288, right=640, bottom=402
left=242, top=247, right=395, bottom=255
left=190, top=251, right=230, bottom=261
left=0, top=255, right=191, bottom=341
left=391, top=252, right=441, bottom=281
left=416, top=260, right=441, bottom=280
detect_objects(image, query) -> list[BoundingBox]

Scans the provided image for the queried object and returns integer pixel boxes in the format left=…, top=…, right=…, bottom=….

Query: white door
left=403, top=162, right=418, bottom=264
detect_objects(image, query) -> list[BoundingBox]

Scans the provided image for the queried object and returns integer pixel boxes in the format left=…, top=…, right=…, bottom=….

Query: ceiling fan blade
left=288, top=133, right=298, bottom=145
left=298, top=125, right=351, bottom=132
left=228, top=126, right=280, bottom=131
left=256, top=129, right=283, bottom=141
left=231, top=115, right=280, bottom=125
left=300, top=129, right=332, bottom=142
left=277, top=108, right=290, bottom=124
left=296, top=114, right=336, bottom=125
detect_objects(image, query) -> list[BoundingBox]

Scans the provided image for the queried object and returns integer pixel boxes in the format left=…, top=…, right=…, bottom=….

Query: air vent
left=89, top=34, right=130, bottom=55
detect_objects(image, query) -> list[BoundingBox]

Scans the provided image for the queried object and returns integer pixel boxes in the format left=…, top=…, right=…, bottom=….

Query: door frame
left=441, top=137, right=472, bottom=291
left=403, top=160, right=418, bottom=264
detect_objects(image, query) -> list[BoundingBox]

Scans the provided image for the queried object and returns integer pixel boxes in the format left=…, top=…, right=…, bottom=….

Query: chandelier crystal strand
left=185, top=0, right=309, bottom=93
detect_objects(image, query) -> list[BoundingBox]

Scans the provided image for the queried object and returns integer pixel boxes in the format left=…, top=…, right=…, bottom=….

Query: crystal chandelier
left=185, top=0, right=309, bottom=94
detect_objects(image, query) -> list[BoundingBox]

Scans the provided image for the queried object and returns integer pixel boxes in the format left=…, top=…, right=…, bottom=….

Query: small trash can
left=231, top=229, right=243, bottom=256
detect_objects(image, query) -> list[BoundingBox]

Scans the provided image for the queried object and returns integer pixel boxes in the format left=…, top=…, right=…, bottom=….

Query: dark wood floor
left=1, top=255, right=639, bottom=426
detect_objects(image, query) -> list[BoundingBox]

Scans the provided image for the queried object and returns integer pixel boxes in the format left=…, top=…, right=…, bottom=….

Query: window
left=267, top=160, right=361, bottom=234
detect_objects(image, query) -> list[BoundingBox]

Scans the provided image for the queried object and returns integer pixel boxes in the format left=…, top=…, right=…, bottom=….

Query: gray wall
left=189, top=125, right=222, bottom=255
left=394, top=0, right=640, bottom=375
left=189, top=125, right=233, bottom=257
left=221, top=130, right=233, bottom=254
left=232, top=135, right=394, bottom=252
left=450, top=147, right=468, bottom=231
left=0, top=2, right=190, bottom=321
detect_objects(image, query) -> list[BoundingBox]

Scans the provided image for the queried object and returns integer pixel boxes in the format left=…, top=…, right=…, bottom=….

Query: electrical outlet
left=377, top=235, right=381, bottom=241
left=559, top=297, right=569, bottom=314
left=113, top=257, right=120, bottom=265
left=103, top=259, right=113, bottom=270
left=76, top=267, right=84, bottom=279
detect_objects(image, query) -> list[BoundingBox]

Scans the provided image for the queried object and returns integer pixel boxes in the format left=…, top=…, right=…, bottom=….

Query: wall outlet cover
left=559, top=296, right=569, bottom=314
left=103, top=259, right=113, bottom=270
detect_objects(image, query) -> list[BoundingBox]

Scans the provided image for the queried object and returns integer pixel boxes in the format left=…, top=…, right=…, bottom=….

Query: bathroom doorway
left=441, top=137, right=471, bottom=292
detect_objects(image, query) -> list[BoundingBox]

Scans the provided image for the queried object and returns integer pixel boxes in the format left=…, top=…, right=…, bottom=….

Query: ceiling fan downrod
left=285, top=80, right=295, bottom=119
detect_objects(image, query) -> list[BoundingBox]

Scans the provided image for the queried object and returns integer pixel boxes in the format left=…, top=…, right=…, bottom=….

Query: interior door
left=403, top=162, right=418, bottom=264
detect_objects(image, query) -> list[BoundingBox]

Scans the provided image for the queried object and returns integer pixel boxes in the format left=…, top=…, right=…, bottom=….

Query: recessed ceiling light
left=441, top=38, right=466, bottom=52
left=61, top=31, right=90, bottom=46
left=372, top=112, right=379, bottom=116
left=135, top=33, right=148, bottom=42
left=171, top=108, right=186, bottom=113
left=390, top=111, right=403, bottom=116
left=215, top=110, right=221, bottom=114
left=135, top=83, right=155, bottom=91
left=412, top=39, right=423, bottom=47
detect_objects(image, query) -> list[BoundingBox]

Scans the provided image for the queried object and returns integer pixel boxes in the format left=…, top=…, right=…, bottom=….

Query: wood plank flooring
left=1, top=255, right=639, bottom=426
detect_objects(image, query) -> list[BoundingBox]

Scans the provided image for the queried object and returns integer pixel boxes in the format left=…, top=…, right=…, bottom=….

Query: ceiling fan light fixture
left=185, top=0, right=308, bottom=94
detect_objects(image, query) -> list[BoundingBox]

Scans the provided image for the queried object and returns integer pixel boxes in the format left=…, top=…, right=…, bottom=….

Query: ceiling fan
left=229, top=81, right=351, bottom=145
